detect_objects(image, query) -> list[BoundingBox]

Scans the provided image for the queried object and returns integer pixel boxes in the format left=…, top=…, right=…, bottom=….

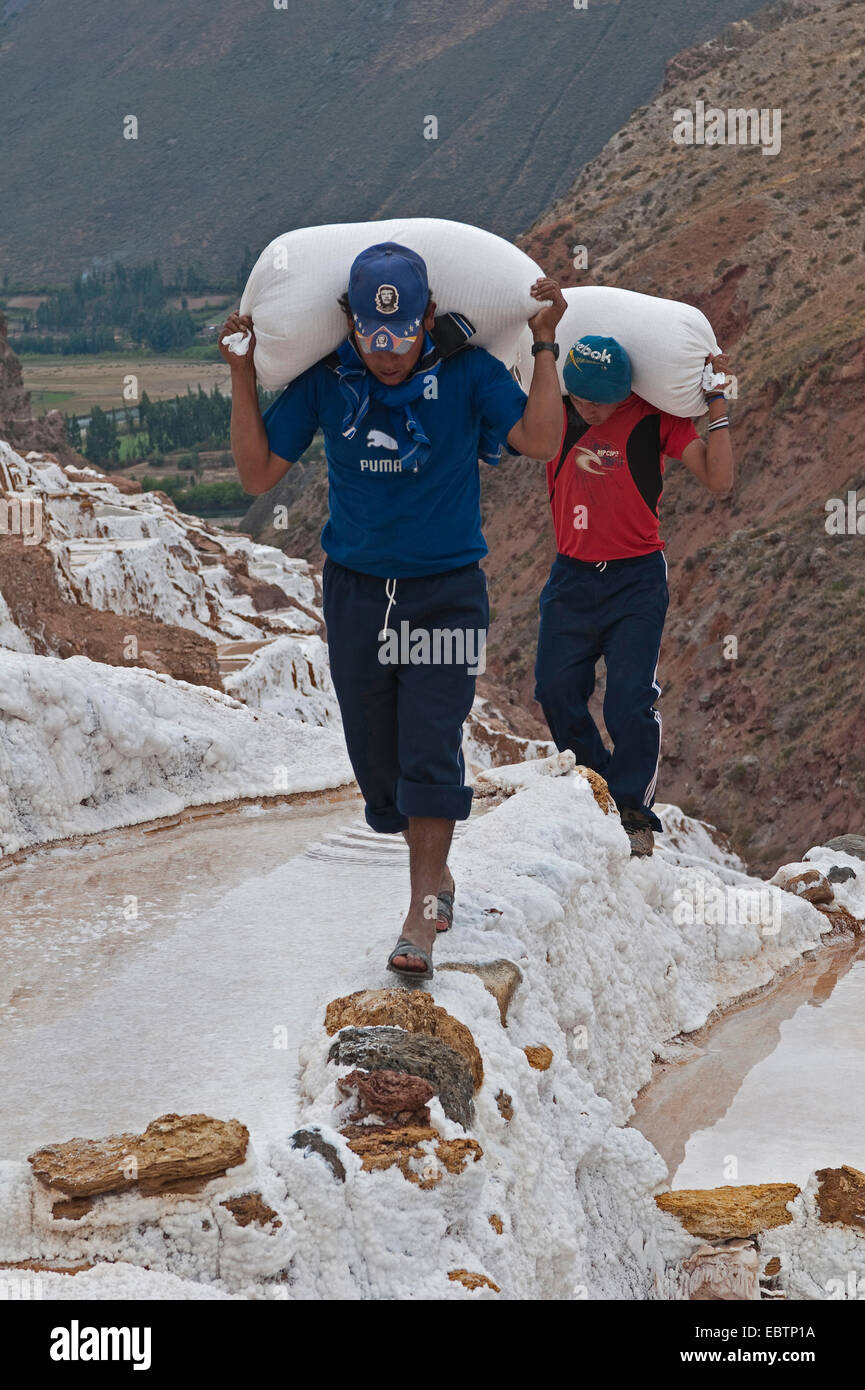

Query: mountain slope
left=243, top=0, right=865, bottom=873
left=499, top=0, right=865, bottom=870
left=0, top=0, right=769, bottom=280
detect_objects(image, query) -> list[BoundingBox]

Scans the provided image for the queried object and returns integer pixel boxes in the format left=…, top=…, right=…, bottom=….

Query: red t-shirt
left=545, top=394, right=699, bottom=562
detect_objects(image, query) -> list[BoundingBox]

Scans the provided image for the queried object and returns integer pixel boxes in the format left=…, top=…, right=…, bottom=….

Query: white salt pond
left=630, top=939, right=865, bottom=1189
left=0, top=797, right=470, bottom=1161
left=5, top=796, right=861, bottom=1195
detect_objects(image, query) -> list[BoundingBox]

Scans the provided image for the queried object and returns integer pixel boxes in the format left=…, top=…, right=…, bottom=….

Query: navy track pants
left=322, top=558, right=488, bottom=833
left=534, top=549, right=669, bottom=831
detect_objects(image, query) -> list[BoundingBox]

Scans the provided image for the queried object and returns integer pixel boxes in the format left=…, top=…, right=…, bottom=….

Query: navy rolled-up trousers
left=534, top=549, right=669, bottom=831
left=322, top=558, right=488, bottom=833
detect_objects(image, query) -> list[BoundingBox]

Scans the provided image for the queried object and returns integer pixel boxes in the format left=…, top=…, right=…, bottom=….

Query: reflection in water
left=0, top=798, right=361, bottom=1022
left=630, top=941, right=865, bottom=1188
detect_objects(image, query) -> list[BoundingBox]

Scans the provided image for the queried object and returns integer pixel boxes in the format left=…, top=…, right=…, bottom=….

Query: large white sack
left=239, top=218, right=547, bottom=390
left=512, top=286, right=720, bottom=418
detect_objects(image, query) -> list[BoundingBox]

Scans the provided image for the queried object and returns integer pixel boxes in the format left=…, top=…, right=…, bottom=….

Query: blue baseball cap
left=562, top=335, right=632, bottom=403
left=347, top=242, right=429, bottom=350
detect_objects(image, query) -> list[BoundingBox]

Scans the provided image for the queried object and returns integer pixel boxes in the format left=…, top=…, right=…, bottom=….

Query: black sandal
left=386, top=936, right=434, bottom=983
left=436, top=889, right=455, bottom=933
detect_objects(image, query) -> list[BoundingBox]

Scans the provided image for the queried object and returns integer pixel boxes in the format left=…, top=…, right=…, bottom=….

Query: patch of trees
left=68, top=383, right=281, bottom=467
left=83, top=406, right=120, bottom=466
left=140, top=475, right=253, bottom=514
left=138, top=386, right=232, bottom=453
left=9, top=329, right=117, bottom=355
left=136, top=385, right=280, bottom=454
left=129, top=308, right=196, bottom=352
left=13, top=252, right=254, bottom=354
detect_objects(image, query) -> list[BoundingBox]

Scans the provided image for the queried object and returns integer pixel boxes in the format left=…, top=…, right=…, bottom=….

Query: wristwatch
left=531, top=341, right=560, bottom=359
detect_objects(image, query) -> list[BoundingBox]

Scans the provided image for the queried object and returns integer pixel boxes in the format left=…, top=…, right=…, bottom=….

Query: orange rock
left=814, top=1165, right=865, bottom=1227
left=51, top=1197, right=93, bottom=1221
left=815, top=903, right=864, bottom=936
left=763, top=1256, right=782, bottom=1277
left=782, top=869, right=833, bottom=905
left=437, top=959, right=523, bottom=1026
left=344, top=1126, right=482, bottom=1188
left=108, top=474, right=143, bottom=495
left=448, top=1268, right=500, bottom=1292
left=220, top=1193, right=281, bottom=1229
left=524, top=1045, right=553, bottom=1071
left=489, top=1214, right=504, bottom=1235
left=574, top=765, right=614, bottom=814
left=28, top=1113, right=249, bottom=1198
left=0, top=1258, right=95, bottom=1275
left=324, top=989, right=483, bottom=1089
left=656, top=1184, right=799, bottom=1239
left=495, top=1090, right=514, bottom=1121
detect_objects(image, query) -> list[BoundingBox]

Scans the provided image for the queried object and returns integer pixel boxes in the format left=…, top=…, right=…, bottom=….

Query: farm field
left=22, top=355, right=233, bottom=414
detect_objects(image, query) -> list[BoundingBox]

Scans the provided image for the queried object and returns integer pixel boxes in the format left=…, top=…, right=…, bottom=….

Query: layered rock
left=327, top=1026, right=476, bottom=1129
left=324, top=989, right=483, bottom=1090
left=0, top=312, right=71, bottom=458
left=29, top=1113, right=249, bottom=1199
left=336, top=1069, right=435, bottom=1128
left=656, top=1183, right=800, bottom=1240
left=823, top=836, right=865, bottom=863
left=0, top=529, right=221, bottom=687
left=814, top=1165, right=865, bottom=1228
left=435, top=960, right=523, bottom=1027
left=344, top=1128, right=482, bottom=1189
left=681, top=1240, right=761, bottom=1301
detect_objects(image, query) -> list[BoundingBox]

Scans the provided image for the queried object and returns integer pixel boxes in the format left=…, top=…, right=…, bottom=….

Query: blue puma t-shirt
left=262, top=344, right=527, bottom=578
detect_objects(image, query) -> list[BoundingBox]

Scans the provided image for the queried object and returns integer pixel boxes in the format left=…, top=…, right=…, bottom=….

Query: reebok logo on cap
left=569, top=341, right=613, bottom=366
left=562, top=334, right=632, bottom=404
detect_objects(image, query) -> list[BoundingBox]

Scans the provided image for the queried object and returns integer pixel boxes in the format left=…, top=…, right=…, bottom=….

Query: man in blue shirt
left=222, top=242, right=565, bottom=980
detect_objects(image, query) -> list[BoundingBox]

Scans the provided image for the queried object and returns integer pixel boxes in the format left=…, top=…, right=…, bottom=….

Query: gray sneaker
left=620, top=809, right=655, bottom=857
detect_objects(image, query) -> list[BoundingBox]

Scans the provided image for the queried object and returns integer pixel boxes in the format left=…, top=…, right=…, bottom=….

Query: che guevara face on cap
left=348, top=242, right=429, bottom=352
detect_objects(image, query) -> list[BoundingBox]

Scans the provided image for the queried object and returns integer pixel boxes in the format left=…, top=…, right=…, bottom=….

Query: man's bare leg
left=401, top=826, right=455, bottom=898
left=391, top=817, right=455, bottom=972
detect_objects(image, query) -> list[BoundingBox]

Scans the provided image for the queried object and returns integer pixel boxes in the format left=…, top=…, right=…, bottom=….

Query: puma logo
left=366, top=429, right=399, bottom=451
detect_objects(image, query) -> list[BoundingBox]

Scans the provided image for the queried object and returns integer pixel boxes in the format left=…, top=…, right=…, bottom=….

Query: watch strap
left=531, top=340, right=560, bottom=359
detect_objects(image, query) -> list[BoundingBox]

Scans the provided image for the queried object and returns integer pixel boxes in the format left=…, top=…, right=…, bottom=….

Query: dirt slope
left=503, top=0, right=865, bottom=870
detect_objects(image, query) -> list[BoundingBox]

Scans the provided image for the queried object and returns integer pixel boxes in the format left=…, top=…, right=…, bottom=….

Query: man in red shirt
left=534, top=335, right=734, bottom=855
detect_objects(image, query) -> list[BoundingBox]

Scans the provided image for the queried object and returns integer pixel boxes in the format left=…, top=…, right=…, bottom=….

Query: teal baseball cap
left=562, top=335, right=632, bottom=403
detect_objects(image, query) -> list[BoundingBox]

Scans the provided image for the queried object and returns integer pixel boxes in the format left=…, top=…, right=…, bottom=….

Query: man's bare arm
left=680, top=353, right=734, bottom=495
left=506, top=278, right=567, bottom=461
left=219, top=311, right=294, bottom=496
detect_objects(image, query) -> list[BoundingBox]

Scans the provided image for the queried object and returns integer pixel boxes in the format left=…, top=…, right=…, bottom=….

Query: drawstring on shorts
left=379, top=577, right=397, bottom=639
